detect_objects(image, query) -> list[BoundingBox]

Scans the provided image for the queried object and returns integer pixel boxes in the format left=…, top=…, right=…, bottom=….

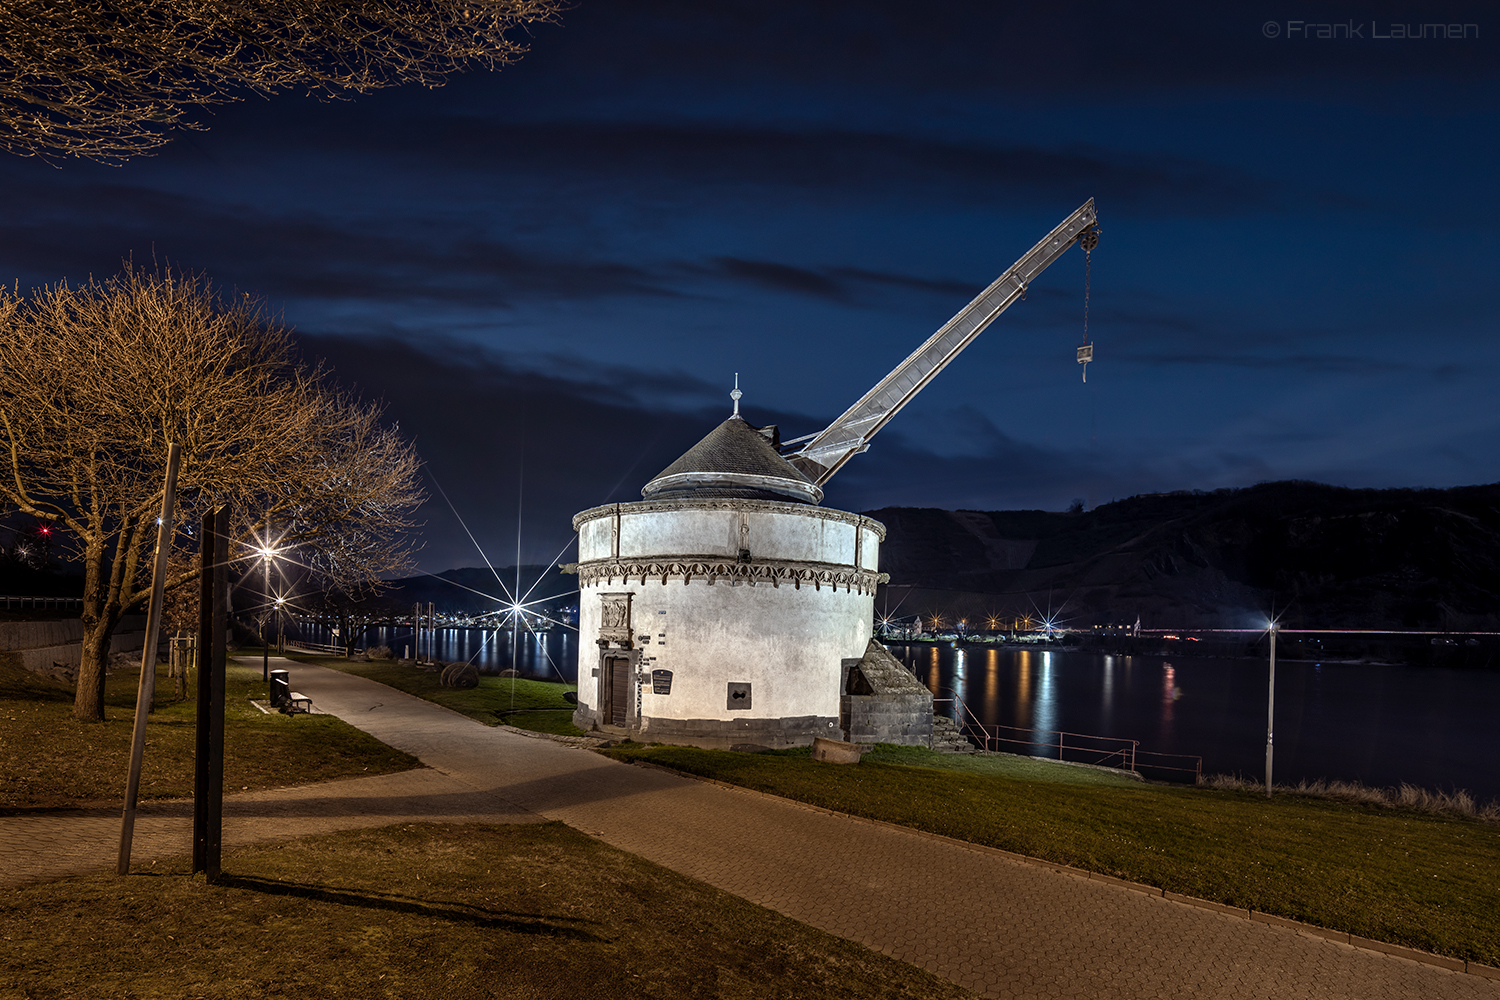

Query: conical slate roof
left=642, top=416, right=823, bottom=504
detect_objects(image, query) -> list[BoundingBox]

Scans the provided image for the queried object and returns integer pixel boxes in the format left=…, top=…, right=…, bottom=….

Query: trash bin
left=269, top=669, right=290, bottom=709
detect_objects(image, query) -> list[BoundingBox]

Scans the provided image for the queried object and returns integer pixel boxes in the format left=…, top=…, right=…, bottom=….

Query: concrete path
left=5, top=658, right=1498, bottom=999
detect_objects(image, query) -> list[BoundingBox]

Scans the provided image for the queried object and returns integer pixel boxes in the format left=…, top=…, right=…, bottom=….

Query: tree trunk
left=74, top=531, right=117, bottom=722
left=74, top=613, right=120, bottom=722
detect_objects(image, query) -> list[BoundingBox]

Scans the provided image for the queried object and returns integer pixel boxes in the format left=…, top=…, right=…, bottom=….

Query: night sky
left=2, top=2, right=1494, bottom=574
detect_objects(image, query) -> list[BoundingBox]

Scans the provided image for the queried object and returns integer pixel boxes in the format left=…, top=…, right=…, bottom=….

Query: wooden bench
left=282, top=692, right=313, bottom=714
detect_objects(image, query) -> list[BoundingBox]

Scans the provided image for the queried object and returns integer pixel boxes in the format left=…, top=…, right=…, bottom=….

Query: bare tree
left=0, top=264, right=424, bottom=720
left=0, top=0, right=561, bottom=162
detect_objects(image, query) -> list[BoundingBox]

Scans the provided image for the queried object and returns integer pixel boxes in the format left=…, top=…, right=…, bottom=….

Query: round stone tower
left=570, top=411, right=886, bottom=748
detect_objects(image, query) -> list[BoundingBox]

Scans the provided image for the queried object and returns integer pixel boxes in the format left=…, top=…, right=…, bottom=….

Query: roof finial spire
left=730, top=372, right=742, bottom=417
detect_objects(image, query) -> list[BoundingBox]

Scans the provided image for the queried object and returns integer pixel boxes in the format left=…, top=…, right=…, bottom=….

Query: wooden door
left=606, top=656, right=629, bottom=727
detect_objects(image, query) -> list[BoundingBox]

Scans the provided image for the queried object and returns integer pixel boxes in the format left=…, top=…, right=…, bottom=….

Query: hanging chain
left=1083, top=247, right=1091, bottom=345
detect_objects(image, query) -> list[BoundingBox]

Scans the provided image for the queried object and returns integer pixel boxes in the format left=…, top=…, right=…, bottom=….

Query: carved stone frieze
left=578, top=556, right=888, bottom=595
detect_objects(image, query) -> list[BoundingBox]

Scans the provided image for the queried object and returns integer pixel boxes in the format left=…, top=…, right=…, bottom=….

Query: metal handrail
left=929, top=693, right=1203, bottom=782
left=0, top=595, right=83, bottom=610
left=282, top=638, right=345, bottom=655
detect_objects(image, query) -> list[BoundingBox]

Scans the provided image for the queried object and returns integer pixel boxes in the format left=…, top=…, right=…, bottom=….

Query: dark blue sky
left=2, top=2, right=1495, bottom=572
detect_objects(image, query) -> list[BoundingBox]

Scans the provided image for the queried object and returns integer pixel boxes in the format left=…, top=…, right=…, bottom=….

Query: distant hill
left=866, top=481, right=1500, bottom=631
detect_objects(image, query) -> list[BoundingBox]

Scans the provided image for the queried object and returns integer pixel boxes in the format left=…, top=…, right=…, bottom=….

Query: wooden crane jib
left=781, top=199, right=1101, bottom=487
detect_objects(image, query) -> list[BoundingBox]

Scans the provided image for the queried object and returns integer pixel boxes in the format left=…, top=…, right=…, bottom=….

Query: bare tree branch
left=0, top=0, right=562, bottom=162
left=0, top=263, right=425, bottom=719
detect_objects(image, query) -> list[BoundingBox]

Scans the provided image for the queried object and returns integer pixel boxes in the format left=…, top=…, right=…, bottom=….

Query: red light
left=38, top=526, right=51, bottom=536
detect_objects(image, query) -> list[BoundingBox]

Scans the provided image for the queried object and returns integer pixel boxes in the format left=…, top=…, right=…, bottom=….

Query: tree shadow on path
left=215, top=873, right=605, bottom=940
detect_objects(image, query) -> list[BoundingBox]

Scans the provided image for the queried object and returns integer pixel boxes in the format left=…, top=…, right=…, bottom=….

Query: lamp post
left=262, top=549, right=272, bottom=681
left=256, top=548, right=280, bottom=680
left=1265, top=621, right=1278, bottom=799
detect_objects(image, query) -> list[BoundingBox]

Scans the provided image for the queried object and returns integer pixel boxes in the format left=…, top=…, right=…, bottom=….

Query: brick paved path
left=5, top=658, right=1497, bottom=999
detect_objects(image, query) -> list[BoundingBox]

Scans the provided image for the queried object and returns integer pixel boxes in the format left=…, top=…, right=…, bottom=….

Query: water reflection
left=981, top=648, right=1000, bottom=726
left=291, top=622, right=577, bottom=683
left=1034, top=652, right=1057, bottom=743
left=1102, top=655, right=1114, bottom=728
left=1016, top=650, right=1031, bottom=724
left=1160, top=662, right=1177, bottom=738
left=883, top=642, right=1500, bottom=800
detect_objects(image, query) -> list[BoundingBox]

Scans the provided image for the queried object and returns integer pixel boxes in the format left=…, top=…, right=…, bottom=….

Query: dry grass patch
left=0, top=822, right=980, bottom=1000
left=0, top=656, right=419, bottom=812
left=1202, top=772, right=1500, bottom=821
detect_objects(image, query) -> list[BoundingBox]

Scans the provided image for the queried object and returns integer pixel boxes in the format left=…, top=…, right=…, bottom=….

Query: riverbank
left=601, top=741, right=1500, bottom=966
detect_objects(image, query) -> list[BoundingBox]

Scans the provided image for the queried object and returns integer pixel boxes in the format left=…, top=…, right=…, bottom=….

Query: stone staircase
left=930, top=715, right=979, bottom=754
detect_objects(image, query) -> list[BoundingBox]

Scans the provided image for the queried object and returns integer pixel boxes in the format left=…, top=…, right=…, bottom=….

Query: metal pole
left=262, top=545, right=270, bottom=681
left=117, top=443, right=181, bottom=875
left=1265, top=623, right=1277, bottom=799
left=193, top=506, right=229, bottom=881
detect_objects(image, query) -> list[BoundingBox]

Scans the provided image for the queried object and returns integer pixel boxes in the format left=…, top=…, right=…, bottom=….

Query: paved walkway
left=5, top=658, right=1497, bottom=999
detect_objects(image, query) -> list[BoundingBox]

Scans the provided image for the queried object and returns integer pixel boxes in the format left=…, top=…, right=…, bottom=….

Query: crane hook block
left=1077, top=228, right=1100, bottom=252
left=1077, top=343, right=1094, bottom=364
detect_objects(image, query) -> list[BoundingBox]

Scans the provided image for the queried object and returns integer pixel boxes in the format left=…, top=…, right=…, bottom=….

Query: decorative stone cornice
left=572, top=498, right=887, bottom=540
left=576, top=556, right=889, bottom=595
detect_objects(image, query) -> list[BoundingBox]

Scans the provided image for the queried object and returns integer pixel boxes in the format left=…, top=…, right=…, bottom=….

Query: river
left=287, top=623, right=1500, bottom=801
left=890, top=642, right=1500, bottom=801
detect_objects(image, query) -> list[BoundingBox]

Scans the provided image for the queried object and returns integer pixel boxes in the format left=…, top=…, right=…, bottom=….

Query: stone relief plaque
left=598, top=592, right=634, bottom=646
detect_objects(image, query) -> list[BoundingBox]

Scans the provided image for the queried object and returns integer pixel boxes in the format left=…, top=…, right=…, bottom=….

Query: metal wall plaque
left=651, top=669, right=673, bottom=695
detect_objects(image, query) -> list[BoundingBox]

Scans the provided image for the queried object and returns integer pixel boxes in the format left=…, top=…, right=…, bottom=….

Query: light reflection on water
left=292, top=623, right=578, bottom=684
left=1034, top=652, right=1057, bottom=740
left=887, top=642, right=1500, bottom=800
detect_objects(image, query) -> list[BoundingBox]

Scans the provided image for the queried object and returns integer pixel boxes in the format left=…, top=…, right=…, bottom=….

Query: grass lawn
left=302, top=654, right=586, bottom=737
left=0, top=822, right=979, bottom=1000
left=603, top=742, right=1500, bottom=965
left=0, top=655, right=420, bottom=812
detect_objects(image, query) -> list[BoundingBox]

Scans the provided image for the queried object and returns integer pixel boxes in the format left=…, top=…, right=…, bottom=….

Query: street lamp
left=255, top=543, right=284, bottom=681
left=1265, top=619, right=1278, bottom=799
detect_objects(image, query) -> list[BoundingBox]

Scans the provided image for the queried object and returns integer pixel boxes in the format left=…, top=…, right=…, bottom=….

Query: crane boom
left=784, top=198, right=1099, bottom=486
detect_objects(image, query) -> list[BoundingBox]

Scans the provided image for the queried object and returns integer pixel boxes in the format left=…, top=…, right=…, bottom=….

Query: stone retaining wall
left=0, top=617, right=150, bottom=685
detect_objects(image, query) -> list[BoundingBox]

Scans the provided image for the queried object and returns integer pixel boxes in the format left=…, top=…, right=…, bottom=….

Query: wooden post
left=117, top=443, right=181, bottom=875
left=193, top=506, right=229, bottom=881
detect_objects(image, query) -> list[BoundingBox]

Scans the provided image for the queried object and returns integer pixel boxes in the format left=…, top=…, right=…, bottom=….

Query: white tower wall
left=571, top=498, right=885, bottom=747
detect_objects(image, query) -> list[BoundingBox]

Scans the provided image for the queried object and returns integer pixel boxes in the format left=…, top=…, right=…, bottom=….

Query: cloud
left=705, top=257, right=847, bottom=301
left=288, top=118, right=1276, bottom=218
left=0, top=175, right=681, bottom=308
left=686, top=257, right=984, bottom=305
left=1122, top=352, right=1410, bottom=375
